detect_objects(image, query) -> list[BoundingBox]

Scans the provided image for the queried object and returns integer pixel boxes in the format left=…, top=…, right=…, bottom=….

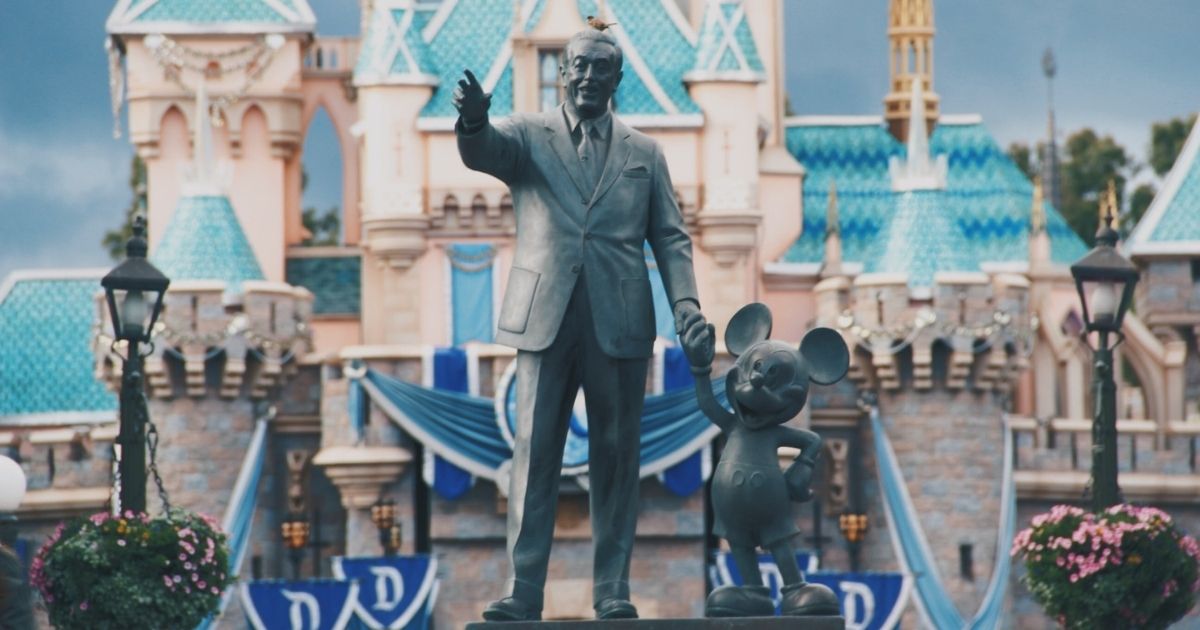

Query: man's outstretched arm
left=454, top=69, right=525, bottom=183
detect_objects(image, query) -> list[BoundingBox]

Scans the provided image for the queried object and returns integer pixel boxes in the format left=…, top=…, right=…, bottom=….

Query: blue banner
left=242, top=579, right=360, bottom=630
left=430, top=348, right=475, bottom=499
left=709, top=552, right=909, bottom=630
left=332, top=556, right=437, bottom=630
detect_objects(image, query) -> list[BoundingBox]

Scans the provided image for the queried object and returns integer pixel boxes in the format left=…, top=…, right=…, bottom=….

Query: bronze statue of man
left=454, top=28, right=709, bottom=622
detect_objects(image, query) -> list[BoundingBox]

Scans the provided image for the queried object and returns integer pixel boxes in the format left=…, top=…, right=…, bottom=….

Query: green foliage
left=302, top=206, right=341, bottom=246
left=30, top=510, right=233, bottom=630
left=1149, top=114, right=1197, bottom=177
left=102, top=155, right=148, bottom=260
left=1007, top=142, right=1036, bottom=180
left=1127, top=183, right=1156, bottom=233
left=1060, top=129, right=1132, bottom=242
left=1013, top=504, right=1200, bottom=629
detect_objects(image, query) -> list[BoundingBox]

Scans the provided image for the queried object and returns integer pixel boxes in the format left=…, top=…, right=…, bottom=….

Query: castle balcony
left=818, top=271, right=1032, bottom=393
left=303, top=36, right=360, bottom=78
left=94, top=281, right=314, bottom=400
left=1010, top=413, right=1200, bottom=504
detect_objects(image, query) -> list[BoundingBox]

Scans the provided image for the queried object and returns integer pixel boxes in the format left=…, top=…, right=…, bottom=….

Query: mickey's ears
left=799, top=327, right=849, bottom=386
left=725, top=302, right=772, bottom=357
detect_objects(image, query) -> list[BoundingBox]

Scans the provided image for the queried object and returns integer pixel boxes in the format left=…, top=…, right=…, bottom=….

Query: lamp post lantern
left=1069, top=210, right=1138, bottom=512
left=371, top=498, right=401, bottom=556
left=101, top=215, right=169, bottom=514
left=837, top=512, right=869, bottom=573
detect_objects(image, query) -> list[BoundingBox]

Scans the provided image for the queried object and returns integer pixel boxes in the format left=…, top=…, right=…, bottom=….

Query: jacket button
left=571, top=264, right=582, bottom=273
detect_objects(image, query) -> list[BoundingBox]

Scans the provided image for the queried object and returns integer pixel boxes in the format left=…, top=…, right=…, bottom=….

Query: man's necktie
left=578, top=121, right=602, bottom=193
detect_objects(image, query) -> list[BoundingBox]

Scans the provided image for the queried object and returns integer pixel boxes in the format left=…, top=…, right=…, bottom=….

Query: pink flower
left=211, top=587, right=220, bottom=595
left=173, top=575, right=182, bottom=584
left=80, top=602, right=89, bottom=611
left=191, top=572, right=199, bottom=582
left=198, top=580, right=207, bottom=589
left=117, top=539, right=126, bottom=547
left=163, top=575, right=173, bottom=588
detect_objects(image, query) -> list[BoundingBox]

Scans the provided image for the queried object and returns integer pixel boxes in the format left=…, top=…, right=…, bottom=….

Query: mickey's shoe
left=705, top=585, right=775, bottom=617
left=781, top=582, right=840, bottom=616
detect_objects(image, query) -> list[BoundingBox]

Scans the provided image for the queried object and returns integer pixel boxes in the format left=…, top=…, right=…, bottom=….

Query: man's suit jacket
left=457, top=104, right=698, bottom=360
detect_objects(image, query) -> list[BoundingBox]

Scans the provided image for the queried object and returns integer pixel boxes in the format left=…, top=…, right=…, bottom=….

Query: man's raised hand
left=452, top=69, right=491, bottom=126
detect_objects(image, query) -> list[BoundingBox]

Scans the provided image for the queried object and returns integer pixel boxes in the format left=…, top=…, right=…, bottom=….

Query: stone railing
left=303, top=36, right=359, bottom=76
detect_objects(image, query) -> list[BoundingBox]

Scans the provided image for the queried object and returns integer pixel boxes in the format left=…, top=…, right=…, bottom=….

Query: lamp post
left=0, top=455, right=27, bottom=547
left=371, top=498, right=401, bottom=556
left=838, top=512, right=869, bottom=573
left=281, top=514, right=310, bottom=579
left=101, top=216, right=169, bottom=514
left=1069, top=211, right=1138, bottom=512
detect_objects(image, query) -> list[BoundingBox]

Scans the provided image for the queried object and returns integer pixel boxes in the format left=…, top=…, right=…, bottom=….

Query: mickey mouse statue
left=681, top=302, right=849, bottom=618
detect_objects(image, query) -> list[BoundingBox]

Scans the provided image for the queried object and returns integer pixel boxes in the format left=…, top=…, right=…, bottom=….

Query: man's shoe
left=594, top=598, right=639, bottom=620
left=781, top=582, right=840, bottom=616
left=482, top=597, right=541, bottom=622
left=705, top=585, right=774, bottom=617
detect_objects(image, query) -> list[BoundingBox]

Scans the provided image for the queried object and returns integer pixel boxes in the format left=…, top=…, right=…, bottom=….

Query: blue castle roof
left=354, top=1, right=439, bottom=86
left=0, top=273, right=116, bottom=425
left=359, top=0, right=705, bottom=122
left=107, top=0, right=316, bottom=34
left=781, top=118, right=1088, bottom=285
left=686, top=0, right=765, bottom=82
left=1127, top=113, right=1200, bottom=257
left=152, top=194, right=265, bottom=291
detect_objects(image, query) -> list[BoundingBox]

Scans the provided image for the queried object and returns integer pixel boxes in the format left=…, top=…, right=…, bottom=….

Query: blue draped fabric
left=197, top=417, right=268, bottom=630
left=661, top=345, right=705, bottom=496
left=871, top=407, right=1015, bottom=630
left=430, top=348, right=474, bottom=499
left=644, top=242, right=676, bottom=341
left=448, top=243, right=494, bottom=345
left=348, top=373, right=365, bottom=440
left=360, top=367, right=722, bottom=482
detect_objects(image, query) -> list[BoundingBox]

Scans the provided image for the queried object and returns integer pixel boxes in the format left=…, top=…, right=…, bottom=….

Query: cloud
left=0, top=127, right=130, bottom=281
left=0, top=128, right=127, bottom=206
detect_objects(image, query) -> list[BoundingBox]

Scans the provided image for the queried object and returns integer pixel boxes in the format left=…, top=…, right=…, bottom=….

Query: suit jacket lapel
left=543, top=106, right=591, bottom=201
left=588, top=116, right=633, bottom=207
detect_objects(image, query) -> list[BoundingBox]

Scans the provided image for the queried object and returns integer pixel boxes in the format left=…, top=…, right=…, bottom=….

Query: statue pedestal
left=467, top=617, right=844, bottom=629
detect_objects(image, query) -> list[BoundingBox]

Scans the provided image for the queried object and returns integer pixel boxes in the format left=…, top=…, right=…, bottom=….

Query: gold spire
left=1100, top=179, right=1118, bottom=224
left=1030, top=176, right=1046, bottom=235
left=825, top=180, right=840, bottom=239
left=884, top=0, right=940, bottom=141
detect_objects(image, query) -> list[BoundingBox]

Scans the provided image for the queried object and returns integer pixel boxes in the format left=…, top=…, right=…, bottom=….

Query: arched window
left=300, top=107, right=343, bottom=245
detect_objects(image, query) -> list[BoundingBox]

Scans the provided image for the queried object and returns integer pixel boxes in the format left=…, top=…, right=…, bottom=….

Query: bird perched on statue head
left=586, top=15, right=617, bottom=31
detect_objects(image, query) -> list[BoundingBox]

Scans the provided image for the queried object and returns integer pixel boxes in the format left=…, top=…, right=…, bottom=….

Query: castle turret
left=685, top=0, right=768, bottom=330
left=883, top=0, right=939, bottom=141
left=354, top=0, right=440, bottom=344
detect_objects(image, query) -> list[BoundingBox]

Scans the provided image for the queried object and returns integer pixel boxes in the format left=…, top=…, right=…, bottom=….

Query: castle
left=2, top=0, right=1199, bottom=627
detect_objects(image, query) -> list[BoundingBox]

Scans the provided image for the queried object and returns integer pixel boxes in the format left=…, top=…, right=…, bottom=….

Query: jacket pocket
left=498, top=267, right=540, bottom=334
left=620, top=278, right=655, bottom=341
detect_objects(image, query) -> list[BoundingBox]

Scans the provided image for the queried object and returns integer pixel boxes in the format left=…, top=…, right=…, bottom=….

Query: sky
left=1, top=1, right=1198, bottom=281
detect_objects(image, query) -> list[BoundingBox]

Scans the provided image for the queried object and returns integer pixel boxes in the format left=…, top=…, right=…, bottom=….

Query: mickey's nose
left=749, top=371, right=765, bottom=388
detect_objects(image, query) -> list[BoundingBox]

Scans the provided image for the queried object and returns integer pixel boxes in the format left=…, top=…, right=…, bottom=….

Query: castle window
left=1191, top=259, right=1200, bottom=283
left=539, top=48, right=564, bottom=112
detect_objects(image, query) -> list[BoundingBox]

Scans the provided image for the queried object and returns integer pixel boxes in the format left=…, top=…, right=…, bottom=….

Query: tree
left=1059, top=129, right=1133, bottom=241
left=1127, top=183, right=1156, bottom=231
left=299, top=167, right=341, bottom=246
left=1007, top=142, right=1036, bottom=180
left=1149, top=114, right=1196, bottom=176
left=102, top=155, right=147, bottom=260
left=301, top=207, right=340, bottom=246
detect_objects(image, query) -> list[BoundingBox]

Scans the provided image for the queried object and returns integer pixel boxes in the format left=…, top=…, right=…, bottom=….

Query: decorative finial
left=1030, top=176, right=1046, bottom=235
left=127, top=215, right=149, bottom=259
left=1095, top=179, right=1120, bottom=247
left=825, top=180, right=840, bottom=239
left=586, top=15, right=617, bottom=31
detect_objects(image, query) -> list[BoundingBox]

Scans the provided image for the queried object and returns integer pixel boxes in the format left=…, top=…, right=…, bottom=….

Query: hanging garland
left=445, top=244, right=497, bottom=273
left=835, top=307, right=1038, bottom=356
left=145, top=33, right=286, bottom=127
